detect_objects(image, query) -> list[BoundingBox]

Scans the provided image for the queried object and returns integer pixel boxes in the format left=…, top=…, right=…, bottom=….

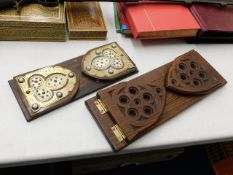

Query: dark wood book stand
left=9, top=42, right=138, bottom=121
left=86, top=50, right=227, bottom=151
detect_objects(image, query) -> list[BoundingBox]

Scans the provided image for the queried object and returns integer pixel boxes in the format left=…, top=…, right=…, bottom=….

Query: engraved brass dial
left=82, top=42, right=135, bottom=80
left=15, top=66, right=79, bottom=117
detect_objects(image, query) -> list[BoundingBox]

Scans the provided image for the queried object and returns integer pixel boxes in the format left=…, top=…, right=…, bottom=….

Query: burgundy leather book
left=190, top=4, right=233, bottom=40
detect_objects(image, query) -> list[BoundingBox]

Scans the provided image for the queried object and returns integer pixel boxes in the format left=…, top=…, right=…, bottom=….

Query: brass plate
left=82, top=42, right=135, bottom=80
left=15, top=66, right=79, bottom=116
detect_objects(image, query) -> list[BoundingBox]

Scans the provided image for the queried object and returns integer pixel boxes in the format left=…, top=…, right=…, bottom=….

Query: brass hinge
left=111, top=124, right=126, bottom=142
left=94, top=99, right=108, bottom=114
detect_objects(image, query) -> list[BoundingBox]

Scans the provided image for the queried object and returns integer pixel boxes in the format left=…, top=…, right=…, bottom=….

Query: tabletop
left=0, top=2, right=233, bottom=168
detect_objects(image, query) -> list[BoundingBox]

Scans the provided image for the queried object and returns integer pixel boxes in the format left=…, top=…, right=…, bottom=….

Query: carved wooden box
left=66, top=2, right=107, bottom=40
left=0, top=3, right=66, bottom=41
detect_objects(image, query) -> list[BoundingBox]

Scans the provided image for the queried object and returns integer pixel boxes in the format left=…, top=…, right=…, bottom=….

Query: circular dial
left=46, top=74, right=67, bottom=90
left=29, top=75, right=44, bottom=90
left=92, top=56, right=111, bottom=70
left=103, top=49, right=116, bottom=58
left=111, top=57, right=124, bottom=69
left=34, top=88, right=53, bottom=102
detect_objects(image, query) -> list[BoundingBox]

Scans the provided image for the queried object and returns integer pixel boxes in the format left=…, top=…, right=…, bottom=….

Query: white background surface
left=0, top=2, right=233, bottom=168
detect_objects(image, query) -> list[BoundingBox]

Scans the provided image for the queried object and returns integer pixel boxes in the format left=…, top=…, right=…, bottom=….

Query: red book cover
left=123, top=3, right=200, bottom=39
left=190, top=4, right=233, bottom=40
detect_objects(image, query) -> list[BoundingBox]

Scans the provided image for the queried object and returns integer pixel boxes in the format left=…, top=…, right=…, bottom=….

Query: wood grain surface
left=66, top=2, right=107, bottom=39
left=86, top=50, right=227, bottom=151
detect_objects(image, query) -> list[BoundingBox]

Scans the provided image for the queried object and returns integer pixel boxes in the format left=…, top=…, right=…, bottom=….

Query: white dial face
left=29, top=75, right=44, bottom=90
left=111, top=57, right=124, bottom=69
left=92, top=56, right=111, bottom=70
left=45, top=74, right=67, bottom=90
left=103, top=49, right=116, bottom=58
left=91, top=49, right=124, bottom=71
left=34, top=88, right=53, bottom=102
left=82, top=43, right=135, bottom=80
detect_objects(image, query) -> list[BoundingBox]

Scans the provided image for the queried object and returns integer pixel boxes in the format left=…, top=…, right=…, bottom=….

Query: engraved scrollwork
left=72, top=2, right=102, bottom=27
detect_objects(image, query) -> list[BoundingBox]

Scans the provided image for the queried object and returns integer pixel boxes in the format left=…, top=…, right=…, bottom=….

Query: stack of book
left=114, top=2, right=233, bottom=42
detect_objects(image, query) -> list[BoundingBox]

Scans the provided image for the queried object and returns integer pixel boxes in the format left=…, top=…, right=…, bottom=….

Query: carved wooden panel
left=86, top=50, right=227, bottom=151
left=166, top=50, right=224, bottom=95
left=97, top=80, right=166, bottom=140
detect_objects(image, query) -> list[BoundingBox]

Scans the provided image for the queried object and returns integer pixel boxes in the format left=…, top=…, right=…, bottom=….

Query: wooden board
left=86, top=50, right=227, bottom=151
left=9, top=43, right=138, bottom=121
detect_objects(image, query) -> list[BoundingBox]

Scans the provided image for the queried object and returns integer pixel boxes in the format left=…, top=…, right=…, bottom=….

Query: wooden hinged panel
left=97, top=79, right=166, bottom=141
left=86, top=50, right=227, bottom=151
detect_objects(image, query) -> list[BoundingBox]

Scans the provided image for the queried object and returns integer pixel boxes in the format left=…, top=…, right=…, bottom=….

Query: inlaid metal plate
left=14, top=66, right=79, bottom=117
left=82, top=42, right=135, bottom=80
